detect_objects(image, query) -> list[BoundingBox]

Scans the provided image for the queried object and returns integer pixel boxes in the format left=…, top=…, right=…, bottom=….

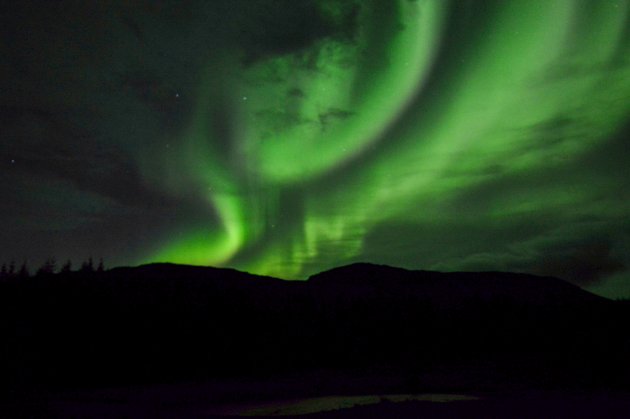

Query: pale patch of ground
left=211, top=394, right=479, bottom=416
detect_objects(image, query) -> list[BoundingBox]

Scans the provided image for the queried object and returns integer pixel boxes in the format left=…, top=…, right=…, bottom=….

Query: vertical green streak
left=142, top=0, right=630, bottom=279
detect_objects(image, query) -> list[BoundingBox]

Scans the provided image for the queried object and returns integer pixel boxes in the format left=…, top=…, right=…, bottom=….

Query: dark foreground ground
left=6, top=366, right=630, bottom=418
left=13, top=382, right=630, bottom=419
left=2, top=263, right=629, bottom=417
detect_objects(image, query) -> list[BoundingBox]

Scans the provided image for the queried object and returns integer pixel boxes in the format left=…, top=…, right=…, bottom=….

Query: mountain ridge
left=2, top=261, right=626, bottom=397
left=307, top=262, right=607, bottom=306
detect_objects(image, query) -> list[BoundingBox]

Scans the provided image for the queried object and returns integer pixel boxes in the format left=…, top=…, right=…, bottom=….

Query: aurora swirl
left=1, top=0, right=629, bottom=297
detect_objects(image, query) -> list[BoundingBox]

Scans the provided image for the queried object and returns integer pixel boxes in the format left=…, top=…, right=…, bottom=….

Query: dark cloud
left=319, top=108, right=355, bottom=130
left=239, top=1, right=331, bottom=63
left=533, top=239, right=626, bottom=286
left=288, top=88, right=306, bottom=99
left=360, top=210, right=630, bottom=290
left=235, top=0, right=360, bottom=65
left=0, top=104, right=173, bottom=209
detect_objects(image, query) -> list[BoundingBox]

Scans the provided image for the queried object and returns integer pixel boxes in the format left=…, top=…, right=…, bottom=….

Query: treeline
left=1, top=264, right=629, bottom=394
left=0, top=257, right=105, bottom=280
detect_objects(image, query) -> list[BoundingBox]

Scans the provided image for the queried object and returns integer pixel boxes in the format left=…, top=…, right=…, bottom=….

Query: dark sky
left=1, top=0, right=629, bottom=297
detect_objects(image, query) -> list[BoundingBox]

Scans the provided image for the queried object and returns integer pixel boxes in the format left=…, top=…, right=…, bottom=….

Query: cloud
left=237, top=0, right=361, bottom=65
left=360, top=205, right=630, bottom=290
left=533, top=239, right=626, bottom=286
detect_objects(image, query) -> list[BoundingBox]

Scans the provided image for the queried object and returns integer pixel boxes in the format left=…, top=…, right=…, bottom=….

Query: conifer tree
left=97, top=258, right=105, bottom=273
left=61, top=259, right=72, bottom=273
left=8, top=260, right=15, bottom=276
left=18, top=261, right=29, bottom=279
left=80, top=257, right=94, bottom=273
left=37, top=258, right=56, bottom=276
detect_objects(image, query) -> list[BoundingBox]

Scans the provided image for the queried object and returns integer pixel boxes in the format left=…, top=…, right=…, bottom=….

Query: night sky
left=1, top=1, right=629, bottom=297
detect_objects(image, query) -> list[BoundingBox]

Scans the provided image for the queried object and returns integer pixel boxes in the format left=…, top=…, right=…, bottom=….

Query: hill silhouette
left=1, top=262, right=629, bottom=415
left=308, top=262, right=605, bottom=306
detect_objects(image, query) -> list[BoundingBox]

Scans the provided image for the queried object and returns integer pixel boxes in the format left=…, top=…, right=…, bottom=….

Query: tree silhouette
left=61, top=259, right=72, bottom=273
left=18, top=261, right=29, bottom=279
left=80, top=257, right=94, bottom=273
left=97, top=258, right=105, bottom=273
left=8, top=260, right=15, bottom=276
left=36, top=258, right=56, bottom=276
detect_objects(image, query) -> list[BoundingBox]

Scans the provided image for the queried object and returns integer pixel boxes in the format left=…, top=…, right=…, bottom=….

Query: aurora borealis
left=1, top=1, right=629, bottom=297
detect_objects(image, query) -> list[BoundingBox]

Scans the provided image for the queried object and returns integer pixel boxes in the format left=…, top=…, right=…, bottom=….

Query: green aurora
left=1, top=0, right=629, bottom=297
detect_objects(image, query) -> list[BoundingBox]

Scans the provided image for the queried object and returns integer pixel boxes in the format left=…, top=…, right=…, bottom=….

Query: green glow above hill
left=145, top=0, right=630, bottom=290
